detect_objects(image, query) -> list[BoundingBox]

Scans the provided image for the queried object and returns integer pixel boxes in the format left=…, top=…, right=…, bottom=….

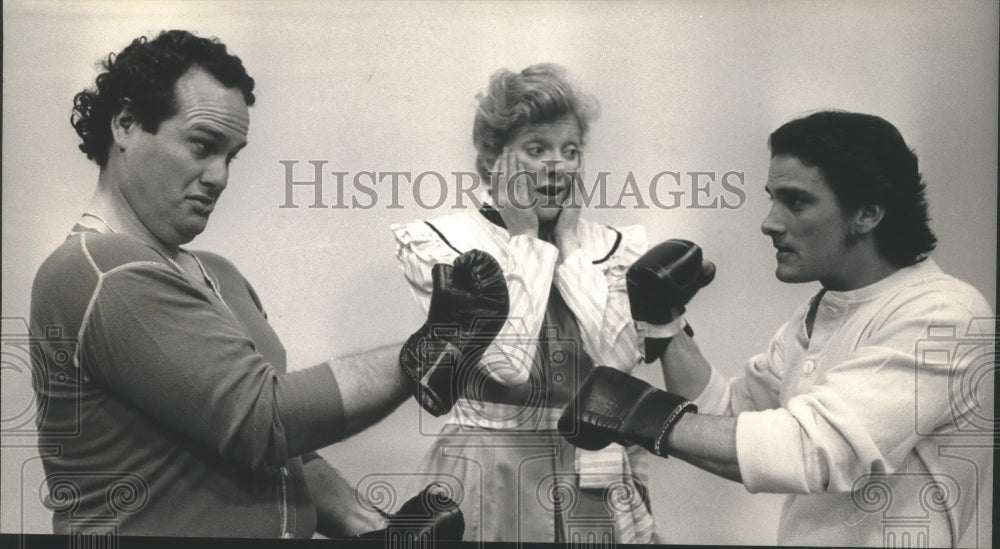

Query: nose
left=541, top=156, right=566, bottom=180
left=761, top=203, right=784, bottom=236
left=201, top=157, right=229, bottom=192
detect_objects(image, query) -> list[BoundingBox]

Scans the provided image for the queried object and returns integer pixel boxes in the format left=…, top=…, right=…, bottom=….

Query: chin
left=177, top=224, right=207, bottom=245
left=775, top=267, right=809, bottom=284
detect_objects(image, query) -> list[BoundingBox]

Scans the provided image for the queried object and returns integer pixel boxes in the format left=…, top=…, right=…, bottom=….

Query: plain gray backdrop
left=2, top=0, right=996, bottom=545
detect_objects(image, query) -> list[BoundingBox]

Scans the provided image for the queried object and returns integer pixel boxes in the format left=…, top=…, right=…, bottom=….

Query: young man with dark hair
left=561, top=110, right=994, bottom=546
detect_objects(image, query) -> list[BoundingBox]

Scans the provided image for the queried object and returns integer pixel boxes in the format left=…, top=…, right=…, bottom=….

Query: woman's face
left=503, top=115, right=582, bottom=223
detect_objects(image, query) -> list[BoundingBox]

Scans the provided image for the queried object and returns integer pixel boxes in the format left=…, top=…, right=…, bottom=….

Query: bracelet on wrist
left=652, top=400, right=697, bottom=457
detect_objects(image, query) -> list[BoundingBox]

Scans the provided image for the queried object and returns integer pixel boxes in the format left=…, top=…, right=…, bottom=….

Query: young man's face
left=118, top=67, right=249, bottom=248
left=761, top=154, right=861, bottom=290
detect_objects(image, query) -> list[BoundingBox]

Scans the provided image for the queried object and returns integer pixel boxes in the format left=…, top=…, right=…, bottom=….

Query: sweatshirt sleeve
left=80, top=263, right=345, bottom=471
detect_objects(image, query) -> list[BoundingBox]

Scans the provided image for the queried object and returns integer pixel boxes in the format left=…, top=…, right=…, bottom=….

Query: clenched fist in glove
left=353, top=483, right=465, bottom=541
left=627, top=239, right=715, bottom=362
left=400, top=249, right=509, bottom=416
left=558, top=366, right=696, bottom=457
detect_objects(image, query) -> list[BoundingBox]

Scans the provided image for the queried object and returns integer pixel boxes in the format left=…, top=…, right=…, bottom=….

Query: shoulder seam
left=74, top=253, right=179, bottom=374
left=78, top=233, right=101, bottom=277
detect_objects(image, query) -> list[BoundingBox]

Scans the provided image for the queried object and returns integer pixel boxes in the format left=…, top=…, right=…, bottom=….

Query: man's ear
left=851, top=203, right=885, bottom=236
left=110, top=100, right=137, bottom=150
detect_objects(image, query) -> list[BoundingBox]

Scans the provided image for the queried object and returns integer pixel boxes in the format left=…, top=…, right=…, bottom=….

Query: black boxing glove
left=400, top=249, right=509, bottom=416
left=558, top=366, right=696, bottom=457
left=353, top=483, right=465, bottom=542
left=627, top=239, right=715, bottom=362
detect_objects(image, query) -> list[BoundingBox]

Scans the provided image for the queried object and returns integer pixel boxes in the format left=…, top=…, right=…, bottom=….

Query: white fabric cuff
left=692, top=367, right=732, bottom=416
left=735, top=409, right=810, bottom=494
left=637, top=316, right=686, bottom=339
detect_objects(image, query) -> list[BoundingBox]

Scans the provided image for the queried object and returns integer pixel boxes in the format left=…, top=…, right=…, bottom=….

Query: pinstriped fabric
left=392, top=214, right=647, bottom=385
left=617, top=455, right=658, bottom=542
left=552, top=223, right=646, bottom=371
left=548, top=222, right=656, bottom=542
left=450, top=398, right=563, bottom=430
left=391, top=213, right=659, bottom=543
left=393, top=212, right=558, bottom=386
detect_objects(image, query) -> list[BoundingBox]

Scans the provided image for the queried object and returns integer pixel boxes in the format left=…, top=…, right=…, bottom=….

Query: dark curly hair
left=472, top=63, right=598, bottom=181
left=769, top=110, right=937, bottom=267
left=71, top=30, right=256, bottom=167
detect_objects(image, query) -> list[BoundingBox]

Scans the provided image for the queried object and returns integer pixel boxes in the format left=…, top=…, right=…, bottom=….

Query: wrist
left=626, top=388, right=697, bottom=457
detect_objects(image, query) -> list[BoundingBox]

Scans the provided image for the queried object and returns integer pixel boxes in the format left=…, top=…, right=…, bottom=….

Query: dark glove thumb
left=701, top=260, right=716, bottom=288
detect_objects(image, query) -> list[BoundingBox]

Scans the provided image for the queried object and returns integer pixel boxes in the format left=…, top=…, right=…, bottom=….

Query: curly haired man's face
left=119, top=67, right=249, bottom=247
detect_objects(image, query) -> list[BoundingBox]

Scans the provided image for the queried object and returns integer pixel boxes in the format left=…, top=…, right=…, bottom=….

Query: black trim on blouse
left=422, top=221, right=462, bottom=255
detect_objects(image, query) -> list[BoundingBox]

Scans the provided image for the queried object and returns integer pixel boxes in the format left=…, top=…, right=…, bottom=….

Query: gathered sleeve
left=392, top=220, right=558, bottom=386
left=552, top=224, right=646, bottom=372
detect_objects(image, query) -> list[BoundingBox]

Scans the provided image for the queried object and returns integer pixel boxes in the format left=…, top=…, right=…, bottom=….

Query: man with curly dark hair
left=71, top=29, right=257, bottom=169
left=29, top=29, right=491, bottom=539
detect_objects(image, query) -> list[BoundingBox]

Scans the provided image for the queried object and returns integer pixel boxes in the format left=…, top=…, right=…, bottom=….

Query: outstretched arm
left=559, top=366, right=743, bottom=483
left=664, top=413, right=741, bottom=482
left=326, top=343, right=410, bottom=439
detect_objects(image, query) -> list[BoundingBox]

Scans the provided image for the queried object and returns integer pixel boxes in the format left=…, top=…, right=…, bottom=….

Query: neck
left=88, top=170, right=180, bottom=258
left=538, top=218, right=559, bottom=243
left=821, top=240, right=900, bottom=291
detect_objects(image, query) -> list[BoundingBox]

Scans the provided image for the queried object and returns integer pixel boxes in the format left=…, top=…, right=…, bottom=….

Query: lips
left=186, top=195, right=216, bottom=215
left=774, top=243, right=795, bottom=261
left=535, top=174, right=568, bottom=200
left=535, top=185, right=565, bottom=198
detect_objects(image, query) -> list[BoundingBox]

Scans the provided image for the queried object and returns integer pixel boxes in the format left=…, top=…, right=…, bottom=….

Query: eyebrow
left=189, top=126, right=248, bottom=150
left=767, top=186, right=814, bottom=201
left=520, top=135, right=580, bottom=146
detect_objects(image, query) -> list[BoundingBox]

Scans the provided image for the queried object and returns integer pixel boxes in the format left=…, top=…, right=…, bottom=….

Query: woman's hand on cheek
left=493, top=147, right=539, bottom=238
